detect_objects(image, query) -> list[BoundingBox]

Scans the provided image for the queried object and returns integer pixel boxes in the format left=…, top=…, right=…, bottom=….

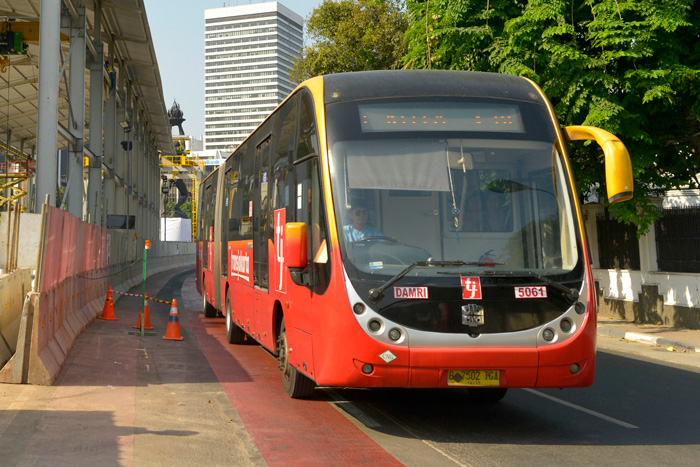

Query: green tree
left=180, top=200, right=192, bottom=219
left=164, top=199, right=192, bottom=219
left=404, top=0, right=700, bottom=233
left=403, top=0, right=521, bottom=70
left=290, top=0, right=408, bottom=83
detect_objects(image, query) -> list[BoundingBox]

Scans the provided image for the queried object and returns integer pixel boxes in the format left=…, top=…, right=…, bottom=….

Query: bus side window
left=227, top=155, right=242, bottom=240
left=204, top=181, right=217, bottom=268
left=297, top=90, right=331, bottom=291
left=240, top=143, right=254, bottom=240
left=201, top=183, right=212, bottom=269
left=298, top=90, right=319, bottom=159
left=273, top=94, right=298, bottom=216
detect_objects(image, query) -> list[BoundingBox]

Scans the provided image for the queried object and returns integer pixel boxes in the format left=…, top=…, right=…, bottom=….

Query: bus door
left=282, top=90, right=327, bottom=376
left=233, top=145, right=256, bottom=334
left=201, top=180, right=216, bottom=303
left=254, top=135, right=272, bottom=289
left=286, top=155, right=324, bottom=374
left=213, top=167, right=226, bottom=311
left=220, top=166, right=232, bottom=298
left=253, top=135, right=272, bottom=340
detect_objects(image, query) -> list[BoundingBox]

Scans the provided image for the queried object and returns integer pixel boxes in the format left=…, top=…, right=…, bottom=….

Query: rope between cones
left=111, top=290, right=171, bottom=305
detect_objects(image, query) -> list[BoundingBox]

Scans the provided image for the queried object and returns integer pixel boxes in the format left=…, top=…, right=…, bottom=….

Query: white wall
left=0, top=212, right=43, bottom=270
left=583, top=194, right=700, bottom=310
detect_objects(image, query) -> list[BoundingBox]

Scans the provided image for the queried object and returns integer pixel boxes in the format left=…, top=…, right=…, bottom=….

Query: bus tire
left=467, top=387, right=508, bottom=403
left=225, top=292, right=246, bottom=344
left=277, top=318, right=315, bottom=398
left=202, top=282, right=217, bottom=318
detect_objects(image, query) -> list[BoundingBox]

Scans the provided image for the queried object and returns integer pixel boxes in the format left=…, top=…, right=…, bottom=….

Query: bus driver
left=343, top=201, right=382, bottom=242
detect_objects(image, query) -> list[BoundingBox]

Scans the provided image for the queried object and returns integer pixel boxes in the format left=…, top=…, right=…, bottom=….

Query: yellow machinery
left=160, top=136, right=204, bottom=241
left=0, top=141, right=34, bottom=210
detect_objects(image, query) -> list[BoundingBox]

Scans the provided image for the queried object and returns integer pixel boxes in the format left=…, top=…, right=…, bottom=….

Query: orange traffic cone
left=163, top=299, right=184, bottom=341
left=98, top=286, right=118, bottom=320
left=133, top=293, right=155, bottom=330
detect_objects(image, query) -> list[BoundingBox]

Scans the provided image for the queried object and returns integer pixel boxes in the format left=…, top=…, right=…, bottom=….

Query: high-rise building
left=204, top=2, right=303, bottom=151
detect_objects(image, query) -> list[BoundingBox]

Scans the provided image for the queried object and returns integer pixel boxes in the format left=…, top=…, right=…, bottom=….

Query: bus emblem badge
left=462, top=304, right=485, bottom=327
left=379, top=351, right=397, bottom=363
left=461, top=277, right=482, bottom=299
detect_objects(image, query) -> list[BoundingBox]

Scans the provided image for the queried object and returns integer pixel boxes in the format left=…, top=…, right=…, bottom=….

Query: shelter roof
left=0, top=0, right=173, bottom=158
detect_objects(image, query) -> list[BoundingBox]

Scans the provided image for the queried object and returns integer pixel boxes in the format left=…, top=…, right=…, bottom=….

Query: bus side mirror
left=285, top=222, right=307, bottom=269
left=564, top=125, right=633, bottom=203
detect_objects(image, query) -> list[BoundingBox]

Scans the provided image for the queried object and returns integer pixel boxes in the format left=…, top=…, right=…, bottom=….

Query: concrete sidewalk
left=597, top=317, right=700, bottom=353
left=0, top=268, right=263, bottom=466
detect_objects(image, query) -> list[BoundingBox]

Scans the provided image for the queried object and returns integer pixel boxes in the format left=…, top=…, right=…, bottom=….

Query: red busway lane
left=188, top=313, right=402, bottom=467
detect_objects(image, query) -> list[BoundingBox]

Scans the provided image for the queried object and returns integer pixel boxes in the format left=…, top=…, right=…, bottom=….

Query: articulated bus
left=197, top=70, right=633, bottom=400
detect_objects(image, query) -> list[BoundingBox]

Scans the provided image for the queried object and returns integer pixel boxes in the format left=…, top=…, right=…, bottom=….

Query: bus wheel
left=202, top=283, right=217, bottom=318
left=467, top=387, right=508, bottom=403
left=225, top=292, right=245, bottom=344
left=277, top=319, right=315, bottom=398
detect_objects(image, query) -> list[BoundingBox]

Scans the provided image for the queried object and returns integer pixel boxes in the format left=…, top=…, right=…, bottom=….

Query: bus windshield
left=326, top=97, right=582, bottom=282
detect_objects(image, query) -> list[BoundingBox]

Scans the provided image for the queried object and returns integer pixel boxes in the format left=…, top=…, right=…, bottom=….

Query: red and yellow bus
left=197, top=70, right=633, bottom=400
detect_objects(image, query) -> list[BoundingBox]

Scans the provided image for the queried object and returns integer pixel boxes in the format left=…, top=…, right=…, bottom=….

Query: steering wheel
left=355, top=236, right=398, bottom=244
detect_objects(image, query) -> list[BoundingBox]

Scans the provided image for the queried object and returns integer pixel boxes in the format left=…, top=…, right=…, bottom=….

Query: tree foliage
left=164, top=199, right=191, bottom=219
left=290, top=0, right=408, bottom=83
left=404, top=0, right=700, bottom=233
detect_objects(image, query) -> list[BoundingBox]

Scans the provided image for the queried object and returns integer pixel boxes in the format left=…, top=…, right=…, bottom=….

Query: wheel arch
left=272, top=300, right=284, bottom=356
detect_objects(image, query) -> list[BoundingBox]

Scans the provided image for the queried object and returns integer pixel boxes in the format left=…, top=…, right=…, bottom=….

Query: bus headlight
left=543, top=328, right=556, bottom=342
left=574, top=302, right=586, bottom=315
left=353, top=302, right=366, bottom=315
left=388, top=328, right=402, bottom=341
left=368, top=319, right=382, bottom=333
left=560, top=318, right=573, bottom=333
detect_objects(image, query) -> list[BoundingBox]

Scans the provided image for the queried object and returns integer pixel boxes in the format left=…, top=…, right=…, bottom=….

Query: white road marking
left=371, top=404, right=473, bottom=467
left=523, top=388, right=639, bottom=428
left=327, top=390, right=471, bottom=466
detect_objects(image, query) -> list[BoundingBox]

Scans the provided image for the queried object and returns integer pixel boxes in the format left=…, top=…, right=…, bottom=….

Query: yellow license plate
left=447, top=370, right=501, bottom=387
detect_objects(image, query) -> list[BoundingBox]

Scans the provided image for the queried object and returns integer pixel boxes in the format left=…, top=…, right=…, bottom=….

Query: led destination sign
left=359, top=102, right=525, bottom=133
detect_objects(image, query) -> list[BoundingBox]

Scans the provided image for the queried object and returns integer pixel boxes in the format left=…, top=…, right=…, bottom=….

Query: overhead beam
left=111, top=34, right=148, bottom=44
left=8, top=22, right=70, bottom=43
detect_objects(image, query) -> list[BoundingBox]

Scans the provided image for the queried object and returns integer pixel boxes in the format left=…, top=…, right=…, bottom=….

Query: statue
left=168, top=100, right=186, bottom=135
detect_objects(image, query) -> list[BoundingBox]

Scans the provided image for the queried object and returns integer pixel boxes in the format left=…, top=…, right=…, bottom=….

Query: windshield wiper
left=438, top=269, right=579, bottom=303
left=367, top=260, right=468, bottom=301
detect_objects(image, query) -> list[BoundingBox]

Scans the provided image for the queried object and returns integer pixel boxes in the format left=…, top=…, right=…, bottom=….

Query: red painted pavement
left=188, top=313, right=402, bottom=466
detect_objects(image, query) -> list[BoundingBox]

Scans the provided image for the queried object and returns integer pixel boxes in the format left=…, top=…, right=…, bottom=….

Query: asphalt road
left=326, top=343, right=700, bottom=466
left=4, top=269, right=699, bottom=466
left=184, top=269, right=700, bottom=466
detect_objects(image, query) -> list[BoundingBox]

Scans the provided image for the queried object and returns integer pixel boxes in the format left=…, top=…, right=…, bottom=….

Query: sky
left=144, top=0, right=323, bottom=140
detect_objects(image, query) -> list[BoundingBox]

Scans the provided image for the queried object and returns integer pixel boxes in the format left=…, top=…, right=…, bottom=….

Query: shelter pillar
left=66, top=4, right=87, bottom=220
left=103, top=85, right=117, bottom=225
left=34, top=0, right=62, bottom=211
left=87, top=2, right=104, bottom=225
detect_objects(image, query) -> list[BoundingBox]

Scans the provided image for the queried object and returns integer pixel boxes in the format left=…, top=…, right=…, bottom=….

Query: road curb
left=597, top=326, right=700, bottom=353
